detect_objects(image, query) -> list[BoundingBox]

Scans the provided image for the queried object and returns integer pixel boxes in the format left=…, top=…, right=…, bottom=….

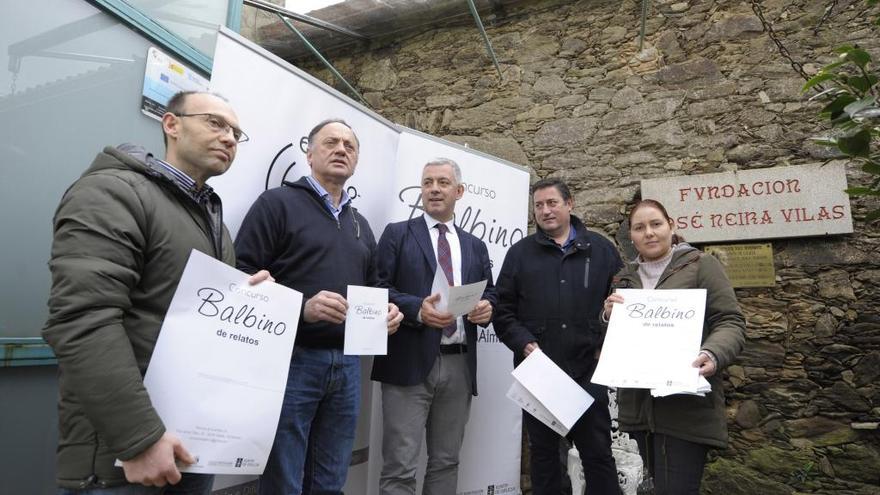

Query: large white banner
left=208, top=28, right=528, bottom=494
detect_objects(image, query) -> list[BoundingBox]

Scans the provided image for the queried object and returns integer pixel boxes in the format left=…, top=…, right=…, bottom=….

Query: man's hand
left=247, top=270, right=274, bottom=285
left=693, top=351, right=717, bottom=377
left=523, top=342, right=539, bottom=358
left=466, top=299, right=493, bottom=325
left=387, top=303, right=403, bottom=335
left=121, top=432, right=194, bottom=487
left=303, top=291, right=348, bottom=324
left=419, top=293, right=455, bottom=329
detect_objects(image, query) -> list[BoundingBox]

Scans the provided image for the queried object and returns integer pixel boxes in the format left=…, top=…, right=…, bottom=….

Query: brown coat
left=613, top=245, right=746, bottom=448
left=43, top=146, right=235, bottom=488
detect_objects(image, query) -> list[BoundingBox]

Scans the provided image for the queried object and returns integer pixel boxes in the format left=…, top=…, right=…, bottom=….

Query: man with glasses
left=43, top=91, right=267, bottom=494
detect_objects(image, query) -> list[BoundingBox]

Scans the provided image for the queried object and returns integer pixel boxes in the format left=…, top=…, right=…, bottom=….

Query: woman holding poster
left=602, top=199, right=745, bottom=495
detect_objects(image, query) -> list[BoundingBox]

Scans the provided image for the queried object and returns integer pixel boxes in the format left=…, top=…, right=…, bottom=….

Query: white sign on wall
left=640, top=163, right=853, bottom=243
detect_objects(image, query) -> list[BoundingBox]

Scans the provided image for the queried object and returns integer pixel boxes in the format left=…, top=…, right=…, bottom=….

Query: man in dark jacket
left=235, top=119, right=403, bottom=495
left=494, top=178, right=623, bottom=495
left=43, top=91, right=269, bottom=493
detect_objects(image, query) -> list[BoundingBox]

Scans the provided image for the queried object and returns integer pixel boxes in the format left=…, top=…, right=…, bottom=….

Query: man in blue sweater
left=235, top=119, right=403, bottom=495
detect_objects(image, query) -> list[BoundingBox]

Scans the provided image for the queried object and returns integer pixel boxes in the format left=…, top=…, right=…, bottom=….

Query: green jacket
left=613, top=245, right=745, bottom=448
left=42, top=145, right=235, bottom=489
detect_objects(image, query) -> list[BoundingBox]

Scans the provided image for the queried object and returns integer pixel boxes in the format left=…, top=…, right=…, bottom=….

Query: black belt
left=439, top=344, right=467, bottom=354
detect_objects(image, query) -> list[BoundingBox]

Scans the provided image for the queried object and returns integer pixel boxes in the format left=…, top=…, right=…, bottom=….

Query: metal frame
left=275, top=14, right=368, bottom=105
left=466, top=0, right=503, bottom=78
left=240, top=0, right=369, bottom=105
left=243, top=0, right=368, bottom=40
left=1, top=338, right=57, bottom=367
left=85, top=0, right=215, bottom=73
left=1, top=0, right=246, bottom=367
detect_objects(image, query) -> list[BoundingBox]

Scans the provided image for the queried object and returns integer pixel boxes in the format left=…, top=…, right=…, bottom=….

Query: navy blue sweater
left=235, top=176, right=378, bottom=348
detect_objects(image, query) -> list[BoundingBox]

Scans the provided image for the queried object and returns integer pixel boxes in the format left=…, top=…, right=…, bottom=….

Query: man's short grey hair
left=423, top=158, right=462, bottom=184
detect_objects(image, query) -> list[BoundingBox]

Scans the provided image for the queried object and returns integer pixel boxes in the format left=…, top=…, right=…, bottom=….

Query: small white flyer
left=447, top=280, right=488, bottom=318
left=343, top=285, right=388, bottom=355
left=431, top=265, right=451, bottom=312
left=429, top=266, right=487, bottom=317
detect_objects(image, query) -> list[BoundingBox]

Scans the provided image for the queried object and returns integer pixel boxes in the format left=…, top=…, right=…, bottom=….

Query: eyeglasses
left=174, top=113, right=249, bottom=143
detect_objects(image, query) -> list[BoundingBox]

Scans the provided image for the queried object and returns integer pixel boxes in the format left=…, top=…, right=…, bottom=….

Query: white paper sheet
left=592, top=289, right=707, bottom=390
left=651, top=375, right=712, bottom=397
left=429, top=266, right=487, bottom=317
left=447, top=280, right=488, bottom=318
left=344, top=285, right=389, bottom=355
left=431, top=265, right=451, bottom=312
left=142, top=249, right=302, bottom=475
left=507, top=349, right=594, bottom=435
left=506, top=381, right=568, bottom=436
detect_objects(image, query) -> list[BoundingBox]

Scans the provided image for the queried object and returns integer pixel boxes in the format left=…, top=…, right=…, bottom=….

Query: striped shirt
left=154, top=158, right=214, bottom=204
left=305, top=175, right=351, bottom=219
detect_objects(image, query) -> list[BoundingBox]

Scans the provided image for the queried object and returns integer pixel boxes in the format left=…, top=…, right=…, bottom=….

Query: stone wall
left=290, top=0, right=880, bottom=492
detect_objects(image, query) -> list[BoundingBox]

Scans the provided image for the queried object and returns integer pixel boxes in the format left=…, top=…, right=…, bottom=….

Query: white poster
left=208, top=28, right=528, bottom=495
left=592, top=289, right=707, bottom=391
left=143, top=250, right=301, bottom=475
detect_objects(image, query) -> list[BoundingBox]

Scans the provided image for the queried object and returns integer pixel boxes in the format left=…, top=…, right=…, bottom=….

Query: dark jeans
left=524, top=382, right=618, bottom=495
left=258, top=347, right=359, bottom=495
left=58, top=474, right=214, bottom=494
left=630, top=431, right=708, bottom=495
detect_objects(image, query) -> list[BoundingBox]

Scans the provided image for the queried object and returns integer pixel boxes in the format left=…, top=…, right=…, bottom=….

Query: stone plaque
left=641, top=163, right=853, bottom=243
left=704, top=243, right=775, bottom=288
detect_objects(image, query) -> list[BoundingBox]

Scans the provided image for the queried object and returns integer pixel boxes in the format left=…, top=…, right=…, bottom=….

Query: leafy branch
left=803, top=2, right=880, bottom=223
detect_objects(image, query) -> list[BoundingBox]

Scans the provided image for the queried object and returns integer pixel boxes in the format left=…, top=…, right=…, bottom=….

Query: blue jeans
left=259, top=346, right=360, bottom=495
left=58, top=474, right=214, bottom=494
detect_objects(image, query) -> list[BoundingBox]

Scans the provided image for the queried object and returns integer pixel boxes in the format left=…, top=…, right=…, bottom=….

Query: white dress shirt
left=424, top=213, right=464, bottom=345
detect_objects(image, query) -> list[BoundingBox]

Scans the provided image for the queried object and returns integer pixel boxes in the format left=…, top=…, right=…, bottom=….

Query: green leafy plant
left=803, top=1, right=880, bottom=222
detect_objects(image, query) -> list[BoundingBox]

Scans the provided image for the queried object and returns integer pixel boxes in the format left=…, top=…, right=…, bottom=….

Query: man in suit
left=371, top=158, right=497, bottom=495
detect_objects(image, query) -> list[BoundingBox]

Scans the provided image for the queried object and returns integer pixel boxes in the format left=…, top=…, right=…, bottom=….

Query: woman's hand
left=603, top=293, right=624, bottom=320
left=693, top=351, right=717, bottom=377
